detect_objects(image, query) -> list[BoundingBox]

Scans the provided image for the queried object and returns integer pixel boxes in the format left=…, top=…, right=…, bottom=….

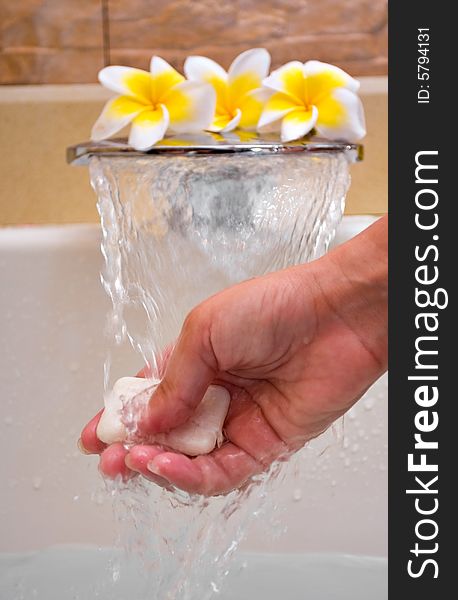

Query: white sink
left=0, top=547, right=386, bottom=600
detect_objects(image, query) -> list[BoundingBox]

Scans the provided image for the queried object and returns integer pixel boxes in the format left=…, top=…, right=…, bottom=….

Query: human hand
left=80, top=217, right=387, bottom=495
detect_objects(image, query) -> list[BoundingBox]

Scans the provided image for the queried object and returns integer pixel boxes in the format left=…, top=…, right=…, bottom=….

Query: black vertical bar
left=389, top=2, right=455, bottom=598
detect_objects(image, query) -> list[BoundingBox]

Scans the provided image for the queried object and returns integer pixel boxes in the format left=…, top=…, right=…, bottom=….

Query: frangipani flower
left=258, top=60, right=366, bottom=143
left=91, top=56, right=216, bottom=150
left=184, top=48, right=271, bottom=133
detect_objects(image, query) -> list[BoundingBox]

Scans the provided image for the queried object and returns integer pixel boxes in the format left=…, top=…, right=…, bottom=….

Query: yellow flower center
left=123, top=69, right=185, bottom=108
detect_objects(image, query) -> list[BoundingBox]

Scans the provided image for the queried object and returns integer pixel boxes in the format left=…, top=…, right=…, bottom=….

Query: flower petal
left=219, top=108, right=242, bottom=133
left=163, top=81, right=216, bottom=132
left=228, top=48, right=271, bottom=83
left=149, top=56, right=185, bottom=103
left=303, top=60, right=360, bottom=95
left=91, top=95, right=146, bottom=141
left=184, top=55, right=229, bottom=112
left=238, top=88, right=271, bottom=130
left=281, top=106, right=318, bottom=142
left=257, top=91, right=300, bottom=130
left=315, top=87, right=366, bottom=142
left=98, top=66, right=152, bottom=104
left=128, top=105, right=169, bottom=150
left=208, top=108, right=242, bottom=133
left=184, top=55, right=228, bottom=82
left=262, top=61, right=305, bottom=102
left=228, top=49, right=271, bottom=107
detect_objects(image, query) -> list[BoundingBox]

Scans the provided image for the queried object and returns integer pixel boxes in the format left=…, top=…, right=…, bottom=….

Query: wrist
left=309, top=217, right=388, bottom=370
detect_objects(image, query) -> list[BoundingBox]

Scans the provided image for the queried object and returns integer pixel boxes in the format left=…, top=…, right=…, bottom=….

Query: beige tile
left=0, top=78, right=387, bottom=226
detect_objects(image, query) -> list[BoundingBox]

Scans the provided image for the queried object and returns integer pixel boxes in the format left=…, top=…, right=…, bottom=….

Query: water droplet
left=351, top=443, right=359, bottom=453
left=92, top=491, right=105, bottom=506
left=331, top=479, right=337, bottom=487
left=344, top=457, right=351, bottom=468
left=363, top=398, right=375, bottom=411
left=292, top=488, right=302, bottom=502
left=358, top=429, right=366, bottom=438
left=32, top=476, right=42, bottom=490
left=342, top=437, right=350, bottom=449
left=69, top=361, right=80, bottom=372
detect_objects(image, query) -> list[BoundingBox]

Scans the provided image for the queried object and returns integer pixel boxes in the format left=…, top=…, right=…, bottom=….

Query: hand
left=80, top=217, right=388, bottom=496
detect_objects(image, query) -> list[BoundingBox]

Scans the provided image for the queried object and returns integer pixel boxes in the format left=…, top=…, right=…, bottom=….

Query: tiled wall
left=1, top=0, right=387, bottom=84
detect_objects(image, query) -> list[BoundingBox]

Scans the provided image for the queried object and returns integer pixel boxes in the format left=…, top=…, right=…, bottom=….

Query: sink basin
left=0, top=546, right=387, bottom=600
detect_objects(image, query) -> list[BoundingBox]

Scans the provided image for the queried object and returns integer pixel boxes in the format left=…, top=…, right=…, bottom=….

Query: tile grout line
left=101, top=0, right=111, bottom=67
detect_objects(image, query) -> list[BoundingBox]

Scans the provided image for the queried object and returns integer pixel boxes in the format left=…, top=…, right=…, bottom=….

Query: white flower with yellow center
left=91, top=56, right=216, bottom=150
left=258, top=60, right=366, bottom=143
left=184, top=48, right=271, bottom=133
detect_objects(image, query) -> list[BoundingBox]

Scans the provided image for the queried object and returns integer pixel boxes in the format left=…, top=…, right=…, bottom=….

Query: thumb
left=139, top=306, right=219, bottom=435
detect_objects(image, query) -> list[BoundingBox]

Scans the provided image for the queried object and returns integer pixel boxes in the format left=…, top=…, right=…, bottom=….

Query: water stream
left=88, top=150, right=351, bottom=599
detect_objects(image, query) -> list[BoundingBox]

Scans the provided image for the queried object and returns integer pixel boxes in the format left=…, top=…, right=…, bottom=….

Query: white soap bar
left=153, top=385, right=230, bottom=456
left=96, top=376, right=230, bottom=456
left=96, top=376, right=158, bottom=445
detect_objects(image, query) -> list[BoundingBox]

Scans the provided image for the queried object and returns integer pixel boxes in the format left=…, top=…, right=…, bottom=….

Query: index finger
left=79, top=409, right=107, bottom=454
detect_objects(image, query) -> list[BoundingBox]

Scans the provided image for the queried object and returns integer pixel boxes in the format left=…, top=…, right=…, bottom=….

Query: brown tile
left=0, top=0, right=104, bottom=83
left=0, top=0, right=387, bottom=83
left=110, top=29, right=387, bottom=77
left=108, top=0, right=387, bottom=75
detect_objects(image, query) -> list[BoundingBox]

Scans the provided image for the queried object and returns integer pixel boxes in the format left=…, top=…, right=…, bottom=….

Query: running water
left=88, top=150, right=352, bottom=600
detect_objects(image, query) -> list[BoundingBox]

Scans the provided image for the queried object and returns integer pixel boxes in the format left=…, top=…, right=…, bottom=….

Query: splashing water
left=89, top=150, right=352, bottom=599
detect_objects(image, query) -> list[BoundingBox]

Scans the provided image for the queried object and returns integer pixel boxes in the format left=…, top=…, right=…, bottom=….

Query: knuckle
left=183, top=303, right=209, bottom=336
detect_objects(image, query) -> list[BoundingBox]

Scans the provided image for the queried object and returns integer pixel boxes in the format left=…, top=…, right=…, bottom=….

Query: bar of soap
left=96, top=377, right=158, bottom=445
left=96, top=376, right=230, bottom=456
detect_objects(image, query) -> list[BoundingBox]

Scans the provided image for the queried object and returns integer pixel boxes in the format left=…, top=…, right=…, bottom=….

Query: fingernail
left=77, top=438, right=90, bottom=455
left=147, top=459, right=161, bottom=476
left=124, top=455, right=137, bottom=471
left=147, top=458, right=169, bottom=480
